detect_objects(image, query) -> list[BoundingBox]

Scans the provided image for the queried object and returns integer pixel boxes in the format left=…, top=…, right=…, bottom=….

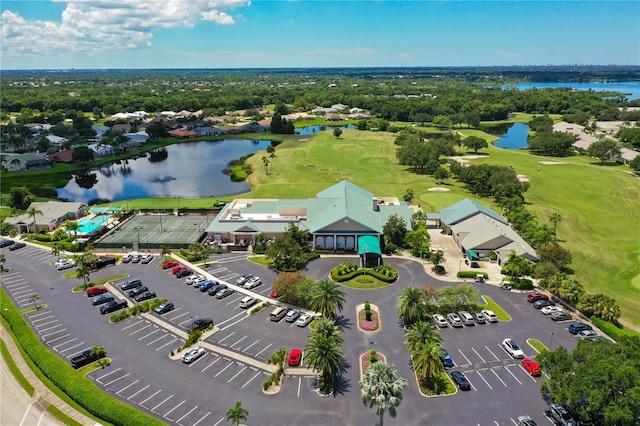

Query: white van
left=269, top=306, right=287, bottom=321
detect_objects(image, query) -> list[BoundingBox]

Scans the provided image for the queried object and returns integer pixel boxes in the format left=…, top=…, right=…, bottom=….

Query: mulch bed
left=357, top=308, right=380, bottom=331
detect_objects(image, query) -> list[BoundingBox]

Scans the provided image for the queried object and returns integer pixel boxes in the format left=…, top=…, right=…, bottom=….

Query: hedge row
left=591, top=316, right=638, bottom=341
left=0, top=289, right=163, bottom=426
left=331, top=267, right=397, bottom=283
left=457, top=271, right=488, bottom=278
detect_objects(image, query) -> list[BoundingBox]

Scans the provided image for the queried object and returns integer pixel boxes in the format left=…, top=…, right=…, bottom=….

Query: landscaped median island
left=527, top=339, right=548, bottom=354
left=331, top=261, right=398, bottom=290
left=480, top=295, right=511, bottom=321
left=356, top=302, right=381, bottom=332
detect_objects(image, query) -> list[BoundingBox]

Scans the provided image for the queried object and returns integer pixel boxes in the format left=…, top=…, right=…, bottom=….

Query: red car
left=270, top=290, right=279, bottom=298
left=521, top=358, right=541, bottom=376
left=87, top=285, right=108, bottom=297
left=172, top=265, right=188, bottom=274
left=287, top=348, right=302, bottom=367
left=527, top=292, right=549, bottom=303
left=161, top=261, right=179, bottom=270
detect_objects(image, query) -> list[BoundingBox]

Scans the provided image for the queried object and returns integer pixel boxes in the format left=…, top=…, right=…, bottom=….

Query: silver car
left=447, top=313, right=463, bottom=328
left=181, top=346, right=205, bottom=364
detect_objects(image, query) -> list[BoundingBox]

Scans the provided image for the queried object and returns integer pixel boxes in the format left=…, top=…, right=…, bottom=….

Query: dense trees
left=587, top=139, right=621, bottom=163
left=382, top=214, right=408, bottom=247
left=265, top=223, right=312, bottom=272
left=463, top=135, right=489, bottom=153
left=304, top=315, right=344, bottom=394
left=527, top=130, right=576, bottom=156
left=8, top=186, right=35, bottom=210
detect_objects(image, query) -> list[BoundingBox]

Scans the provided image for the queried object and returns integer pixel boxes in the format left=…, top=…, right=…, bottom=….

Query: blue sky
left=1, top=1, right=638, bottom=70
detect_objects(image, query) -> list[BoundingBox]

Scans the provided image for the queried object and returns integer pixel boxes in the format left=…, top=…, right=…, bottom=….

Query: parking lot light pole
left=549, top=332, right=554, bottom=350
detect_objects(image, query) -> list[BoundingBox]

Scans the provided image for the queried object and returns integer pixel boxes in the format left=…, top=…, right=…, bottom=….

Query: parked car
left=56, top=259, right=76, bottom=270
left=458, top=311, right=475, bottom=326
left=269, top=290, right=279, bottom=298
left=121, top=253, right=134, bottom=263
left=186, top=274, right=205, bottom=285
left=91, top=293, right=115, bottom=305
left=550, top=310, right=572, bottom=322
left=500, top=282, right=512, bottom=290
left=568, top=321, right=593, bottom=335
left=239, top=296, right=256, bottom=308
left=131, top=253, right=142, bottom=263
left=216, top=288, right=234, bottom=299
left=450, top=371, right=471, bottom=391
left=199, top=281, right=215, bottom=292
left=134, top=290, right=156, bottom=302
left=502, top=338, right=525, bottom=358
left=176, top=269, right=193, bottom=279
left=534, top=299, right=555, bottom=309
left=447, top=313, right=464, bottom=328
left=172, top=265, right=187, bottom=274
left=127, top=285, right=148, bottom=298
left=0, top=239, right=13, bottom=248
left=141, top=254, right=154, bottom=264
left=162, top=261, right=179, bottom=269
left=541, top=305, right=562, bottom=316
left=549, top=403, right=577, bottom=426
left=100, top=299, right=127, bottom=314
left=192, top=317, right=213, bottom=330
left=296, top=313, right=314, bottom=327
left=243, top=276, right=262, bottom=289
left=432, top=314, right=448, bottom=328
left=516, top=415, right=537, bottom=426
left=154, top=302, right=174, bottom=315
left=287, top=348, right=302, bottom=366
left=120, top=279, right=142, bottom=291
left=94, top=256, right=116, bottom=269
left=207, top=283, right=227, bottom=296
left=577, top=329, right=600, bottom=340
left=527, top=292, right=549, bottom=303
left=440, top=349, right=454, bottom=368
left=87, top=286, right=108, bottom=297
left=269, top=306, right=288, bottom=322
left=521, top=358, right=541, bottom=376
left=8, top=242, right=27, bottom=251
left=481, top=309, right=498, bottom=323
left=181, top=346, right=205, bottom=364
left=285, top=309, right=301, bottom=322
left=471, top=311, right=486, bottom=324
left=236, top=274, right=253, bottom=285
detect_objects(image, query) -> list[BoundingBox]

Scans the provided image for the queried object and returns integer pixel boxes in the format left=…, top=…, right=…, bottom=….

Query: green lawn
left=480, top=296, right=512, bottom=321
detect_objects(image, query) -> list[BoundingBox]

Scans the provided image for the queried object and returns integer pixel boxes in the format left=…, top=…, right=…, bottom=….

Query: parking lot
left=2, top=244, right=582, bottom=425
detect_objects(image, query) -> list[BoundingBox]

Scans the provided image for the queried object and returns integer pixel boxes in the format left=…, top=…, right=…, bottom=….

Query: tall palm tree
left=309, top=279, right=346, bottom=318
left=411, top=341, right=444, bottom=383
left=549, top=213, right=562, bottom=238
left=28, top=293, right=40, bottom=310
left=395, top=286, right=427, bottom=327
left=161, top=245, right=172, bottom=261
left=26, top=206, right=43, bottom=233
left=359, top=361, right=408, bottom=426
left=311, top=316, right=344, bottom=346
left=51, top=244, right=61, bottom=261
left=403, top=226, right=430, bottom=258
left=304, top=334, right=343, bottom=394
left=226, top=401, right=249, bottom=426
left=430, top=251, right=445, bottom=273
left=76, top=265, right=91, bottom=290
left=404, top=321, right=441, bottom=355
left=0, top=253, right=6, bottom=271
left=65, top=220, right=79, bottom=242
left=89, top=345, right=107, bottom=366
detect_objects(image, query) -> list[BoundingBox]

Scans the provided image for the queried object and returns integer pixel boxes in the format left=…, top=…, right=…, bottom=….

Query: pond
left=56, top=139, right=273, bottom=203
left=504, top=81, right=640, bottom=100
left=492, top=123, right=531, bottom=149
left=296, top=124, right=356, bottom=135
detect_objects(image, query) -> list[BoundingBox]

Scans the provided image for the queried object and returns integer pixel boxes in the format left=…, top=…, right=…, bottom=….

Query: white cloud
left=394, top=52, right=412, bottom=61
left=1, top=0, right=250, bottom=58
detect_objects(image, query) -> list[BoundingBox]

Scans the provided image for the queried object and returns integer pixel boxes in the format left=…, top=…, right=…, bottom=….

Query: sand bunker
left=449, top=155, right=487, bottom=164
left=517, top=174, right=530, bottom=182
left=539, top=161, right=567, bottom=165
left=428, top=187, right=451, bottom=192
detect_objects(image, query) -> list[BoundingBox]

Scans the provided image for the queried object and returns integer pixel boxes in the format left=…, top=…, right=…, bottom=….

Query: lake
left=505, top=81, right=640, bottom=100
left=56, top=139, right=272, bottom=203
left=492, top=123, right=530, bottom=149
left=296, top=124, right=356, bottom=135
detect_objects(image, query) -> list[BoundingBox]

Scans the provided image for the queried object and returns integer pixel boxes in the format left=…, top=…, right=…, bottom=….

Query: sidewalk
left=0, top=323, right=100, bottom=426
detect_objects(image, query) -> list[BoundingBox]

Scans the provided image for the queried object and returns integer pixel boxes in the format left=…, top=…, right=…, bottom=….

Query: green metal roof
left=438, top=198, right=507, bottom=226
left=358, top=235, right=381, bottom=255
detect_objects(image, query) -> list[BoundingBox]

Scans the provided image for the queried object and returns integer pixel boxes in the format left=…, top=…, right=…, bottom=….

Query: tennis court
left=96, top=214, right=211, bottom=250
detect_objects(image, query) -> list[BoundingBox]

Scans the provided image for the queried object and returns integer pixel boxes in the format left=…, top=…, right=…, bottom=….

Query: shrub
left=510, top=279, right=534, bottom=290
left=262, top=378, right=273, bottom=390
left=591, top=316, right=638, bottom=340
left=365, top=308, right=372, bottom=321
left=457, top=271, right=488, bottom=278
left=384, top=242, right=396, bottom=254
left=364, top=301, right=371, bottom=311
left=250, top=302, right=271, bottom=315
left=369, top=349, right=378, bottom=364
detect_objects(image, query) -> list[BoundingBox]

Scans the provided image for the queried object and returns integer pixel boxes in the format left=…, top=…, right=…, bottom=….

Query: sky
left=1, top=0, right=638, bottom=70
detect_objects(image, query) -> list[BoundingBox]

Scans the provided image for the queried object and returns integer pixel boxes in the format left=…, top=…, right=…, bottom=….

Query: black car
left=100, top=299, right=127, bottom=314
left=134, top=291, right=156, bottom=302
left=154, top=302, right=174, bottom=315
left=568, top=321, right=593, bottom=335
left=0, top=239, right=13, bottom=248
left=120, top=279, right=142, bottom=291
left=192, top=317, right=213, bottom=330
left=176, top=269, right=193, bottom=279
left=127, top=285, right=148, bottom=298
left=208, top=283, right=227, bottom=296
left=550, top=311, right=573, bottom=322
left=92, top=293, right=115, bottom=306
left=94, top=256, right=116, bottom=269
left=534, top=299, right=555, bottom=309
left=8, top=242, right=27, bottom=251
left=450, top=371, right=471, bottom=391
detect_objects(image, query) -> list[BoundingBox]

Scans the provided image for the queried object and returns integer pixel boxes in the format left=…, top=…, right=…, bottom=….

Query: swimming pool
left=77, top=215, right=112, bottom=234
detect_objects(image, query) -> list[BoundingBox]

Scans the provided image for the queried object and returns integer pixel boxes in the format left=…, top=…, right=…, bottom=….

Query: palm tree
left=226, top=401, right=249, bottom=426
left=89, top=345, right=107, bottom=366
left=395, top=286, right=427, bottom=327
left=64, top=220, right=79, bottom=242
left=359, top=361, right=408, bottom=426
left=76, top=265, right=91, bottom=290
left=549, top=213, right=562, bottom=238
left=28, top=293, right=40, bottom=310
left=403, top=226, right=430, bottom=258
left=411, top=341, right=444, bottom=383
left=311, top=316, right=344, bottom=346
left=0, top=253, right=6, bottom=271
left=304, top=334, right=343, bottom=394
left=430, top=251, right=445, bottom=273
left=51, top=244, right=61, bottom=261
left=26, top=206, right=43, bottom=233
left=309, top=279, right=346, bottom=318
left=404, top=321, right=441, bottom=355
left=161, top=245, right=172, bottom=261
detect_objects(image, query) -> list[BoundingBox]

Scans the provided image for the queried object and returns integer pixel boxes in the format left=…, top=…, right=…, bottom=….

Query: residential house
left=193, top=126, right=225, bottom=136
left=1, top=152, right=52, bottom=171
left=87, top=143, right=115, bottom=157
left=46, top=135, right=68, bottom=145
left=168, top=129, right=199, bottom=138
left=4, top=201, right=86, bottom=234
left=48, top=149, right=74, bottom=163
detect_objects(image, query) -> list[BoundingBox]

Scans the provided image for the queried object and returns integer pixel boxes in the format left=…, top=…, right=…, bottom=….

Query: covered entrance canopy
left=358, top=235, right=382, bottom=268
left=467, top=250, right=480, bottom=260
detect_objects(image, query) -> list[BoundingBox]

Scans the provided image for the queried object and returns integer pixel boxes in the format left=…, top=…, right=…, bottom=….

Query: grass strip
left=0, top=338, right=35, bottom=396
left=20, top=305, right=48, bottom=314
left=71, top=274, right=129, bottom=292
left=418, top=370, right=457, bottom=396
left=527, top=338, right=548, bottom=354
left=247, top=255, right=269, bottom=267
left=339, top=276, right=393, bottom=289
left=480, top=295, right=512, bottom=321
left=46, top=405, right=84, bottom=426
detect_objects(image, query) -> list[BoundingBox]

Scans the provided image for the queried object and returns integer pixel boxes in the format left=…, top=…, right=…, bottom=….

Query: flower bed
left=358, top=309, right=380, bottom=331
left=360, top=351, right=386, bottom=375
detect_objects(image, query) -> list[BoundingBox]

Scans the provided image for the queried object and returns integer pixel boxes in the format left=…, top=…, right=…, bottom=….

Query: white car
left=236, top=274, right=253, bottom=285
left=285, top=309, right=301, bottom=322
left=56, top=259, right=76, bottom=270
left=501, top=338, right=525, bottom=359
left=181, top=346, right=205, bottom=364
left=432, top=314, right=448, bottom=328
left=239, top=296, right=256, bottom=308
left=296, top=313, right=314, bottom=327
left=481, top=309, right=499, bottom=323
left=187, top=275, right=206, bottom=286
left=243, top=277, right=262, bottom=289
left=541, top=305, right=562, bottom=316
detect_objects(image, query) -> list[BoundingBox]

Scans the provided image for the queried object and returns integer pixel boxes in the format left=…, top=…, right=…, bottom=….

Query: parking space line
left=121, top=319, right=143, bottom=331
left=146, top=333, right=170, bottom=346
left=297, top=376, right=302, bottom=397
left=484, top=345, right=501, bottom=361
left=242, top=371, right=262, bottom=389
left=215, top=311, right=246, bottom=327
left=128, top=384, right=150, bottom=400
left=26, top=311, right=52, bottom=319
left=242, top=339, right=260, bottom=353
left=137, top=328, right=161, bottom=341
left=213, top=417, right=226, bottom=426
left=53, top=337, right=77, bottom=351
left=216, top=331, right=236, bottom=344
left=30, top=314, right=56, bottom=323
left=466, top=375, right=478, bottom=391
left=229, top=336, right=247, bottom=349
left=33, top=319, right=59, bottom=328
left=254, top=343, right=272, bottom=358
left=129, top=324, right=153, bottom=336
left=38, top=323, right=64, bottom=333
left=139, top=389, right=162, bottom=407
left=490, top=368, right=508, bottom=387
left=59, top=342, right=84, bottom=354
left=192, top=411, right=211, bottom=426
left=104, top=373, right=130, bottom=388
left=96, top=368, right=122, bottom=383
left=510, top=418, right=518, bottom=425
left=519, top=365, right=538, bottom=382
left=471, top=347, right=486, bottom=363
left=178, top=317, right=196, bottom=326
left=155, top=337, right=178, bottom=351
left=44, top=333, right=70, bottom=344
left=188, top=353, right=208, bottom=367
left=168, top=311, right=189, bottom=322
left=226, top=296, right=242, bottom=306
left=214, top=361, right=234, bottom=377
left=116, top=379, right=140, bottom=396
left=175, top=405, right=198, bottom=424
left=475, top=370, right=493, bottom=389
left=163, top=400, right=185, bottom=419
left=227, top=365, right=247, bottom=383
left=457, top=348, right=472, bottom=365
left=41, top=329, right=68, bottom=340
left=505, top=365, right=523, bottom=385
left=201, top=357, right=221, bottom=372
left=12, top=288, right=37, bottom=296
left=4, top=282, right=28, bottom=289
left=151, top=394, right=173, bottom=413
